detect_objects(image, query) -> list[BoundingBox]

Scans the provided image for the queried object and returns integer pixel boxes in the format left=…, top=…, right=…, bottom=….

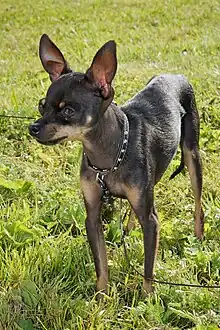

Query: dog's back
left=122, top=74, right=190, bottom=127
left=121, top=74, right=190, bottom=182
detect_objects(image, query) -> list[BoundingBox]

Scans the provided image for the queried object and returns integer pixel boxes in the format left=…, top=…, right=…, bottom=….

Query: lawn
left=0, top=0, right=220, bottom=329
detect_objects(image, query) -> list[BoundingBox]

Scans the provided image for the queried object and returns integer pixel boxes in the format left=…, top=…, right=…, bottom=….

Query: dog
left=29, top=34, right=204, bottom=296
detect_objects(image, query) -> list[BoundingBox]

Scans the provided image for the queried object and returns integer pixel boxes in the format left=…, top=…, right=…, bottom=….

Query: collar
left=85, top=111, right=129, bottom=176
left=84, top=111, right=129, bottom=203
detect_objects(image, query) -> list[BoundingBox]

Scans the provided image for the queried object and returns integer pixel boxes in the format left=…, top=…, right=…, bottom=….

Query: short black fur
left=29, top=35, right=204, bottom=297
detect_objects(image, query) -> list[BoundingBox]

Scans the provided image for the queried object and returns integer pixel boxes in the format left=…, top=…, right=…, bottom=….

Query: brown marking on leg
left=183, top=144, right=204, bottom=240
left=81, top=177, right=108, bottom=295
left=124, top=185, right=159, bottom=295
left=142, top=206, right=159, bottom=295
left=122, top=184, right=140, bottom=209
left=152, top=206, right=160, bottom=259
left=143, top=278, right=154, bottom=295
left=80, top=177, right=101, bottom=205
left=122, top=184, right=140, bottom=233
left=126, top=209, right=137, bottom=233
left=96, top=275, right=108, bottom=293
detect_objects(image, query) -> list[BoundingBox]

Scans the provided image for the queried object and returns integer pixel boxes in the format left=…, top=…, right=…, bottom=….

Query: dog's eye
left=62, top=107, right=75, bottom=117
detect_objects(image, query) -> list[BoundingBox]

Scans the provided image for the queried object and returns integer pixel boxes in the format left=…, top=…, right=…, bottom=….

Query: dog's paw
left=143, top=279, right=154, bottom=297
left=95, top=290, right=109, bottom=302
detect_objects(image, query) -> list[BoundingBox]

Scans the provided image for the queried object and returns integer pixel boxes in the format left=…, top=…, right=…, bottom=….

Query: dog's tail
left=169, top=151, right=184, bottom=180
left=169, top=80, right=199, bottom=181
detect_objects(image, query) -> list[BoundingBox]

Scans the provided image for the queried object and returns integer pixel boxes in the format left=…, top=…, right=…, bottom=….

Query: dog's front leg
left=127, top=188, right=159, bottom=294
left=81, top=178, right=108, bottom=297
left=142, top=204, right=159, bottom=294
left=85, top=203, right=108, bottom=296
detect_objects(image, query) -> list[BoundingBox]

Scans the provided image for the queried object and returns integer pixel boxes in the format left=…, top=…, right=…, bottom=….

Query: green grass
left=0, top=0, right=220, bottom=329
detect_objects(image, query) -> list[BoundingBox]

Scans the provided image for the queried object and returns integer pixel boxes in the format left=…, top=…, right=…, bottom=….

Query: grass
left=0, top=0, right=220, bottom=328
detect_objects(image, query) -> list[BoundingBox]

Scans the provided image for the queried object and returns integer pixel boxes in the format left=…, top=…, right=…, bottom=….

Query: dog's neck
left=83, top=103, right=124, bottom=170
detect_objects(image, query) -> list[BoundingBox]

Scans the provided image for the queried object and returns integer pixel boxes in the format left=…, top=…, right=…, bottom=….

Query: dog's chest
left=104, top=175, right=125, bottom=197
left=104, top=173, right=137, bottom=200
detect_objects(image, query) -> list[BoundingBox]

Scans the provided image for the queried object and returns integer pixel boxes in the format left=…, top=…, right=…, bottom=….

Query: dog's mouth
left=36, top=136, right=68, bottom=145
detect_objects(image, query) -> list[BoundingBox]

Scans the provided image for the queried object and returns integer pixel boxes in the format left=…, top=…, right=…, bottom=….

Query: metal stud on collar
left=110, top=112, right=129, bottom=173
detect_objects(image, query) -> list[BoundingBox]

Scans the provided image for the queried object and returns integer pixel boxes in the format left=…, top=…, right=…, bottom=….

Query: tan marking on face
left=47, top=123, right=92, bottom=142
left=86, top=115, right=93, bottom=125
left=41, top=98, right=46, bottom=106
left=59, top=101, right=65, bottom=108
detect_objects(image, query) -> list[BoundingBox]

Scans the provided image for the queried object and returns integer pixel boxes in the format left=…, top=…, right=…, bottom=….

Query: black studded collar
left=84, top=111, right=129, bottom=202
left=86, top=111, right=129, bottom=174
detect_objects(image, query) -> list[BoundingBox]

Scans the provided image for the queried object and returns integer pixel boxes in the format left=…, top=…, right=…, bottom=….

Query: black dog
left=29, top=35, right=204, bottom=295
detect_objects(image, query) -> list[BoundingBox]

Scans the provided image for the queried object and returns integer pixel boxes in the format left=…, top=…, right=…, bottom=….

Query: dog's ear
left=39, top=34, right=71, bottom=82
left=86, top=40, right=117, bottom=98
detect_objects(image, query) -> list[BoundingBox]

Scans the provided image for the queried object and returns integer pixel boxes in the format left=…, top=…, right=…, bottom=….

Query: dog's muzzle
left=29, top=122, right=67, bottom=145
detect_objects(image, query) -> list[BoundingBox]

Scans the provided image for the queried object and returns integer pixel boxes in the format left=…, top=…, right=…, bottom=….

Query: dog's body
left=29, top=35, right=204, bottom=296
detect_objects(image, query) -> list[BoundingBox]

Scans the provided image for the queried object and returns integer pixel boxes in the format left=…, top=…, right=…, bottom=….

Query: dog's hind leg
left=181, top=88, right=204, bottom=240
left=183, top=141, right=204, bottom=240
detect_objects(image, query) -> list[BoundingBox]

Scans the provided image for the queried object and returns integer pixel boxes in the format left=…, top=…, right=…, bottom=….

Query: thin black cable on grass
left=0, top=114, right=35, bottom=120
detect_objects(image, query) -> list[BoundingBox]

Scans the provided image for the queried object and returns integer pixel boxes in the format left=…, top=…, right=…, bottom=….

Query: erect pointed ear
left=39, top=34, right=71, bottom=82
left=86, top=40, right=117, bottom=98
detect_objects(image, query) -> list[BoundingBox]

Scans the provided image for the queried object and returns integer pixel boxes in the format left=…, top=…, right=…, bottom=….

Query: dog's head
left=29, top=35, right=117, bottom=145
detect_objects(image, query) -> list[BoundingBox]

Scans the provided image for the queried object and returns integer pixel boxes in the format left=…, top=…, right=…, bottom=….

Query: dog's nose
left=29, top=122, right=41, bottom=136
